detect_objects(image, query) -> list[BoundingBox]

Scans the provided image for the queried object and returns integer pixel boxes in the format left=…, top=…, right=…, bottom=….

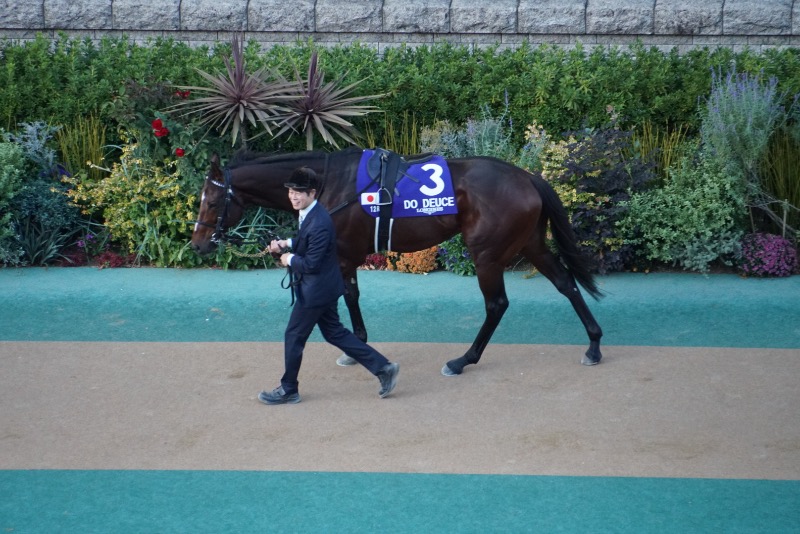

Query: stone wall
left=1, top=0, right=799, bottom=53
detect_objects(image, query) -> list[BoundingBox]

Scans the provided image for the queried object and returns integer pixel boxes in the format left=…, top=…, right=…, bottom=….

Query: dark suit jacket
left=289, top=202, right=345, bottom=307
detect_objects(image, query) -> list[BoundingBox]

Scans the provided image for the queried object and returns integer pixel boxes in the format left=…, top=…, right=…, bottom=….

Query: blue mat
left=2, top=470, right=799, bottom=533
left=1, top=268, right=798, bottom=347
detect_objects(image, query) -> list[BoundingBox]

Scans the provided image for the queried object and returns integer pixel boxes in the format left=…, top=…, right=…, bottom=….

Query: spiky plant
left=168, top=34, right=293, bottom=148
left=272, top=51, right=384, bottom=150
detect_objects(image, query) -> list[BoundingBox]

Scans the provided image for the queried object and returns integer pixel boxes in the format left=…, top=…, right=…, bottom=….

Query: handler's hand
left=280, top=252, right=292, bottom=267
left=269, top=239, right=288, bottom=254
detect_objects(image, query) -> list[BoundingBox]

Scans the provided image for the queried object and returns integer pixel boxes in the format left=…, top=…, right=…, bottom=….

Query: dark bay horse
left=191, top=147, right=603, bottom=376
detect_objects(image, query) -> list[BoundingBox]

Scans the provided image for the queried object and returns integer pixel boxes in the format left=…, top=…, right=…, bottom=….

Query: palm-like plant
left=272, top=51, right=384, bottom=150
left=168, top=34, right=293, bottom=148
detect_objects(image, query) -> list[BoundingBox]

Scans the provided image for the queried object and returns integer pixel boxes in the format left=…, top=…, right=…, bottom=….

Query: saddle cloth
left=356, top=148, right=458, bottom=219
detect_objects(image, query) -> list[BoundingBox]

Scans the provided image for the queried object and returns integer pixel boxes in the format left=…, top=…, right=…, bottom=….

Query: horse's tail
left=530, top=174, right=603, bottom=300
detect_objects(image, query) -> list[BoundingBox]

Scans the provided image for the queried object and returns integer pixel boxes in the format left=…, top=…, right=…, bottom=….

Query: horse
left=191, top=147, right=603, bottom=376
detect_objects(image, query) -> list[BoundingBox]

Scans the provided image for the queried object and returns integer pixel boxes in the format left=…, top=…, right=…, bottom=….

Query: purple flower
left=739, top=233, right=798, bottom=277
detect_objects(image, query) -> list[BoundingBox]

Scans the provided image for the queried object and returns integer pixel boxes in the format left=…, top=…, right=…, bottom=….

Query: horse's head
left=190, top=154, right=246, bottom=255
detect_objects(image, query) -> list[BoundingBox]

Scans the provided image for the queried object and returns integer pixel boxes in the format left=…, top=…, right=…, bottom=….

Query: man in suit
left=259, top=167, right=399, bottom=405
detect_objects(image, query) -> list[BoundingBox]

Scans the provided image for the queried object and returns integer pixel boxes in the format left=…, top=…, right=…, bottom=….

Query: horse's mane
left=226, top=147, right=361, bottom=169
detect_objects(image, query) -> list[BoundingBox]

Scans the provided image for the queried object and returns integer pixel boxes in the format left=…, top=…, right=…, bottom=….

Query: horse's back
left=447, top=156, right=542, bottom=211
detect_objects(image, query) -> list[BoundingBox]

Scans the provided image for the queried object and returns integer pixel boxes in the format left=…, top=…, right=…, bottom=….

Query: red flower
left=154, top=127, right=169, bottom=138
left=151, top=118, right=164, bottom=130
left=175, top=148, right=185, bottom=157
left=175, top=90, right=191, bottom=99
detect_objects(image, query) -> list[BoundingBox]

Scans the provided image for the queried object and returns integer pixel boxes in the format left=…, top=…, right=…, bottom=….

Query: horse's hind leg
left=525, top=247, right=603, bottom=365
left=442, top=264, right=508, bottom=376
left=337, top=268, right=367, bottom=366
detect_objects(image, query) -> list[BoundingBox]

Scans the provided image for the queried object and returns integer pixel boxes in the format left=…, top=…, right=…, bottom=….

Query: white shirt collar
left=299, top=200, right=317, bottom=220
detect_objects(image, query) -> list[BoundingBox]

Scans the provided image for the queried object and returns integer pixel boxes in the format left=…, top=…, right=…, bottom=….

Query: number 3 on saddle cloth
left=356, top=148, right=458, bottom=253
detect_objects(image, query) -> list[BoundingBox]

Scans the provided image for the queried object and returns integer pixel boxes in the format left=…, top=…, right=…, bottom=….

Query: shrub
left=11, top=178, right=82, bottom=265
left=549, top=111, right=655, bottom=274
left=1, top=123, right=83, bottom=265
left=386, top=246, right=438, bottom=274
left=701, top=67, right=788, bottom=184
left=738, top=232, right=797, bottom=277
left=436, top=234, right=476, bottom=276
left=56, top=114, right=108, bottom=182
left=629, top=120, right=691, bottom=186
left=620, top=152, right=745, bottom=273
left=0, top=142, right=25, bottom=265
left=63, top=140, right=201, bottom=267
left=420, top=99, right=517, bottom=162
left=3, top=121, right=64, bottom=178
left=761, top=126, right=800, bottom=237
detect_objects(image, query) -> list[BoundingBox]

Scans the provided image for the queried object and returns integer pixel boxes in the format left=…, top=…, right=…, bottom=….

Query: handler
left=260, top=167, right=399, bottom=405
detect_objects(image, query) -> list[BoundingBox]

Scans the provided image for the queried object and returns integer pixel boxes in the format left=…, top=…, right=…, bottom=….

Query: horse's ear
left=210, top=153, right=220, bottom=172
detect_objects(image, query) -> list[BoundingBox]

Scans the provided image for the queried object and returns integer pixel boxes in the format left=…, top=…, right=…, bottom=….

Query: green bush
left=4, top=36, right=800, bottom=153
left=620, top=151, right=745, bottom=273
left=549, top=114, right=655, bottom=274
left=63, top=140, right=201, bottom=267
left=0, top=141, right=25, bottom=265
left=1, top=122, right=83, bottom=265
left=701, top=67, right=790, bottom=185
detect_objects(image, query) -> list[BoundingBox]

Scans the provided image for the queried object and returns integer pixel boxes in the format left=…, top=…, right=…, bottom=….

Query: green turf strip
left=1, top=268, right=798, bottom=347
left=2, top=470, right=798, bottom=533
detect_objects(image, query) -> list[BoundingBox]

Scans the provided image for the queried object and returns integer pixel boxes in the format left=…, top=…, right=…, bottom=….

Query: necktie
left=298, top=215, right=304, bottom=228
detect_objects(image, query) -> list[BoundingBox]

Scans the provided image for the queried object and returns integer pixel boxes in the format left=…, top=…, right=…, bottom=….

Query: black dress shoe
left=259, top=386, right=301, bottom=405
left=377, top=362, right=399, bottom=398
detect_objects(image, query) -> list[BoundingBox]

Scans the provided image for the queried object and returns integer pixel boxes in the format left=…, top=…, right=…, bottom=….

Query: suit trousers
left=281, top=298, right=389, bottom=394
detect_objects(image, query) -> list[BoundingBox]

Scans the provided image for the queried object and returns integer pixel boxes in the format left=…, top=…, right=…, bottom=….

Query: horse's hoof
left=581, top=353, right=602, bottom=366
left=441, top=363, right=460, bottom=376
left=337, top=354, right=357, bottom=366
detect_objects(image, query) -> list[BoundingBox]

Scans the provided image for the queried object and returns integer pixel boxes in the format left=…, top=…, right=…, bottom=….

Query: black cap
left=284, top=167, right=319, bottom=191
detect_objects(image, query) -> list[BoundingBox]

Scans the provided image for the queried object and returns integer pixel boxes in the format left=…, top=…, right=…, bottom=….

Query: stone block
left=249, top=0, right=315, bottom=32
left=245, top=31, right=301, bottom=44
left=796, top=3, right=800, bottom=36
left=180, top=0, right=247, bottom=31
left=0, top=1, right=44, bottom=28
left=518, top=0, right=586, bottom=34
left=0, top=29, right=44, bottom=40
left=113, top=0, right=180, bottom=31
left=383, top=0, right=450, bottom=34
left=316, top=0, right=382, bottom=33
left=521, top=34, right=571, bottom=45
left=43, top=0, right=112, bottom=30
left=723, top=0, right=792, bottom=35
left=387, top=32, right=436, bottom=44
left=691, top=35, right=749, bottom=46
left=586, top=0, right=654, bottom=35
left=654, top=0, right=722, bottom=35
left=450, top=0, right=517, bottom=34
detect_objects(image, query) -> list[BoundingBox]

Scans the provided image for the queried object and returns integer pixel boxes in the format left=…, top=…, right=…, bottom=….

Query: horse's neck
left=235, top=171, right=292, bottom=211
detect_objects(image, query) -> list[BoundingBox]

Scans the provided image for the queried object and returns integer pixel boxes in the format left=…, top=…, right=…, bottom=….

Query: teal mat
left=2, top=470, right=798, bottom=533
left=1, top=268, right=798, bottom=347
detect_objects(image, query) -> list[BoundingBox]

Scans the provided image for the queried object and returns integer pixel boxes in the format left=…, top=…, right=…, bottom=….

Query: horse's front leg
left=342, top=270, right=367, bottom=341
left=442, top=266, right=508, bottom=376
left=337, top=269, right=367, bottom=366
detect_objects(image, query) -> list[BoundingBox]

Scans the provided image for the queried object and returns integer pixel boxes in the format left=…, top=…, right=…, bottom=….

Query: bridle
left=197, top=167, right=235, bottom=244
left=195, top=167, right=279, bottom=246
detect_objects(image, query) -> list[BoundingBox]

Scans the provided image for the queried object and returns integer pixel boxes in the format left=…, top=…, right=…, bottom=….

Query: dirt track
left=3, top=340, right=798, bottom=480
